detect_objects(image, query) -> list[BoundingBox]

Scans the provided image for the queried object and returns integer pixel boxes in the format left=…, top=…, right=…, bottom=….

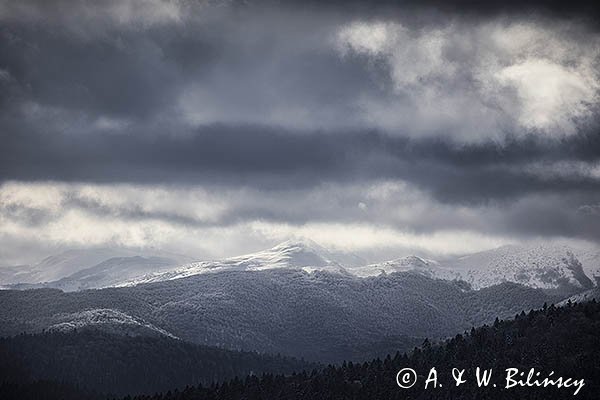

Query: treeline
left=126, top=300, right=600, bottom=400
left=0, top=330, right=317, bottom=397
left=1, top=301, right=599, bottom=399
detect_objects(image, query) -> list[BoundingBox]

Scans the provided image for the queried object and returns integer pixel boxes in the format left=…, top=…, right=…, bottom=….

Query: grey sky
left=0, top=0, right=599, bottom=265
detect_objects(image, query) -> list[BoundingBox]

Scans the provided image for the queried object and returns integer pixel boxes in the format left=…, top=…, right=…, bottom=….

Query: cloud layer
left=0, top=0, right=599, bottom=264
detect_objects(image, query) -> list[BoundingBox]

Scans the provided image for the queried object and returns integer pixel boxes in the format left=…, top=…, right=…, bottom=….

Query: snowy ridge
left=436, top=244, right=596, bottom=290
left=121, top=239, right=356, bottom=286
left=352, top=255, right=439, bottom=278
left=354, top=244, right=598, bottom=290
left=47, top=308, right=178, bottom=339
left=2, top=240, right=597, bottom=293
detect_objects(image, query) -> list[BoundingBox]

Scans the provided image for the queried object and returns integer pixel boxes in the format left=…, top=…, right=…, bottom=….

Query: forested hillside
left=125, top=300, right=600, bottom=400
left=0, top=331, right=316, bottom=396
left=2, top=301, right=598, bottom=399
left=0, top=270, right=561, bottom=362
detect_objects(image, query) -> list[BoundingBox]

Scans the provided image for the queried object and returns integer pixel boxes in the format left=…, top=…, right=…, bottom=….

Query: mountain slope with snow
left=354, top=244, right=599, bottom=291
left=7, top=256, right=184, bottom=292
left=0, top=248, right=139, bottom=285
left=1, top=241, right=597, bottom=293
left=122, top=239, right=362, bottom=286
left=0, top=248, right=193, bottom=290
left=438, top=244, right=597, bottom=290
left=352, top=255, right=440, bottom=277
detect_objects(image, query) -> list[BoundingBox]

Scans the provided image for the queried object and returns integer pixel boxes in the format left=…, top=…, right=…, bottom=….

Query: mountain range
left=2, top=239, right=597, bottom=293
left=0, top=249, right=192, bottom=290
left=0, top=239, right=597, bottom=363
left=0, top=267, right=562, bottom=363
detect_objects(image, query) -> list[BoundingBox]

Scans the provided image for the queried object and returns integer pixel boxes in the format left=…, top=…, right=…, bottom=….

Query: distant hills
left=6, top=256, right=184, bottom=292
left=0, top=248, right=191, bottom=289
left=124, top=300, right=600, bottom=400
left=2, top=299, right=599, bottom=399
left=0, top=240, right=597, bottom=362
left=0, top=268, right=561, bottom=363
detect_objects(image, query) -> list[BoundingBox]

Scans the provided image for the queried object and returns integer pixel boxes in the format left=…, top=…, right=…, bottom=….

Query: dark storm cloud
left=1, top=0, right=598, bottom=136
left=0, top=4, right=386, bottom=126
left=419, top=0, right=600, bottom=21
left=280, top=0, right=600, bottom=22
left=2, top=124, right=599, bottom=205
left=1, top=0, right=599, bottom=249
left=0, top=23, right=218, bottom=118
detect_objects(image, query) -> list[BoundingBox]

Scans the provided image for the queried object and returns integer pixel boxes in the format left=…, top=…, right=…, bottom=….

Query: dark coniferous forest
left=0, top=330, right=316, bottom=397
left=1, top=300, right=599, bottom=400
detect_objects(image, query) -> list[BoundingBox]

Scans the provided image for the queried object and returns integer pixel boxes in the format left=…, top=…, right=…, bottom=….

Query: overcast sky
left=1, top=0, right=599, bottom=265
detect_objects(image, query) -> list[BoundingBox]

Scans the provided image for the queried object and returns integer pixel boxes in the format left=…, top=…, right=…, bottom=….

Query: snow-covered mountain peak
left=271, top=238, right=327, bottom=253
left=120, top=239, right=357, bottom=285
left=5, top=240, right=596, bottom=293
left=265, top=239, right=367, bottom=268
left=265, top=239, right=343, bottom=268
